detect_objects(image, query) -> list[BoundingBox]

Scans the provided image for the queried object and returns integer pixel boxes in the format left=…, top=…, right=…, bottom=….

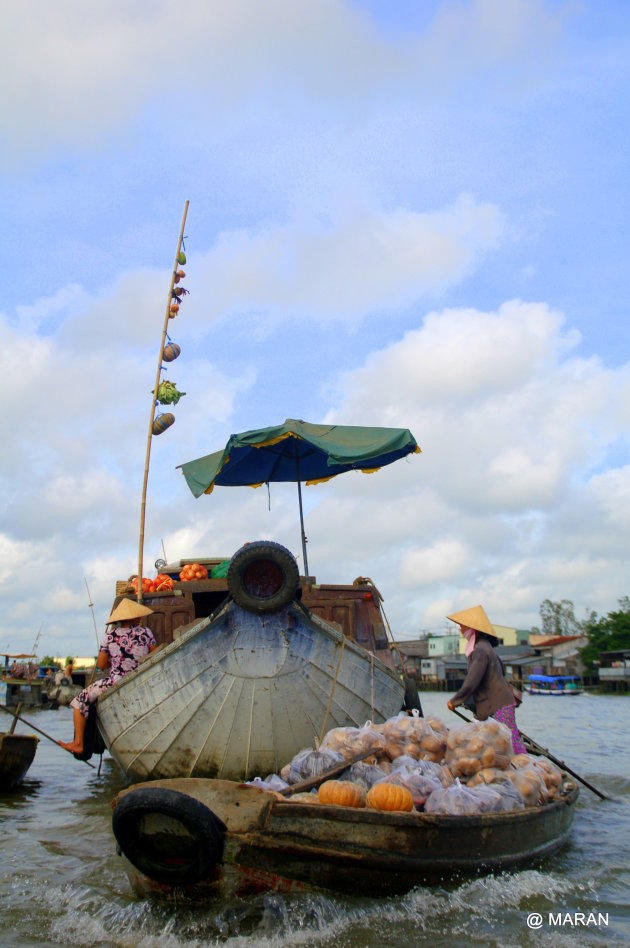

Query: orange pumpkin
left=318, top=780, right=366, bottom=808
left=367, top=782, right=414, bottom=812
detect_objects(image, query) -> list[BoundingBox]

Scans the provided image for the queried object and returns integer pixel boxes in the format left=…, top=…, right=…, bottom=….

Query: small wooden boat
left=97, top=542, right=406, bottom=783
left=526, top=674, right=584, bottom=696
left=111, top=775, right=579, bottom=899
left=0, top=733, right=39, bottom=790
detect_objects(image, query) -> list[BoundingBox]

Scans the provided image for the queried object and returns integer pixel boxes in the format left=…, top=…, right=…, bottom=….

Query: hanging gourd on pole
left=137, top=200, right=189, bottom=604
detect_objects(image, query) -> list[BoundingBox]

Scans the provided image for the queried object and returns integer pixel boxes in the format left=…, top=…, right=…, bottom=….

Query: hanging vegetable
left=152, top=413, right=175, bottom=435
left=178, top=251, right=186, bottom=265
left=163, top=342, right=181, bottom=362
left=155, top=380, right=186, bottom=405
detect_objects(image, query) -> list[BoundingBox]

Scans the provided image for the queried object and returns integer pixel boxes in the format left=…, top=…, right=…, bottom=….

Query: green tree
left=40, top=655, right=61, bottom=669
left=580, top=598, right=630, bottom=670
left=534, top=599, right=583, bottom=636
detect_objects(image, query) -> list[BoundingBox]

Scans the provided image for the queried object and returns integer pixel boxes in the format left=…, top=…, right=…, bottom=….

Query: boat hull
left=112, top=777, right=579, bottom=898
left=0, top=733, right=38, bottom=790
left=97, top=600, right=404, bottom=782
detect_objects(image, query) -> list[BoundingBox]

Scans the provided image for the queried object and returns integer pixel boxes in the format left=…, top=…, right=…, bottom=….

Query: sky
left=1, top=0, right=629, bottom=660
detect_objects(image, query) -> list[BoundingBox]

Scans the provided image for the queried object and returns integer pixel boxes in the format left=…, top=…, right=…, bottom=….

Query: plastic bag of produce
left=425, top=716, right=449, bottom=739
left=287, top=747, right=345, bottom=785
left=320, top=721, right=386, bottom=758
left=339, top=760, right=388, bottom=790
left=377, top=766, right=443, bottom=809
left=382, top=710, right=447, bottom=763
left=466, top=766, right=514, bottom=787
left=445, top=719, right=513, bottom=778
left=488, top=780, right=526, bottom=812
left=424, top=778, right=503, bottom=815
left=287, top=791, right=320, bottom=803
left=507, top=763, right=550, bottom=806
left=529, top=757, right=564, bottom=799
left=244, top=775, right=288, bottom=793
left=390, top=755, right=452, bottom=787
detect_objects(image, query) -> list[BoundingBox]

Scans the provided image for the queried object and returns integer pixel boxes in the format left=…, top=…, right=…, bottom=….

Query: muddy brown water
left=1, top=692, right=628, bottom=946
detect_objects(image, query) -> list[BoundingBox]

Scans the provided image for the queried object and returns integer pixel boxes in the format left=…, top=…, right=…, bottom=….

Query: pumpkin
left=163, top=342, right=181, bottom=363
left=367, top=781, right=414, bottom=812
left=174, top=269, right=186, bottom=283
left=169, top=303, right=179, bottom=318
left=318, top=780, right=366, bottom=808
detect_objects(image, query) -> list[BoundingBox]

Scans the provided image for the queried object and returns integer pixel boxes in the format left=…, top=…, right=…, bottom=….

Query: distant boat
left=525, top=675, right=584, bottom=696
left=0, top=733, right=38, bottom=790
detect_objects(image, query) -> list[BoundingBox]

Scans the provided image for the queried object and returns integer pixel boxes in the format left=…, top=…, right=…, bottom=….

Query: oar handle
left=278, top=748, right=377, bottom=796
left=521, top=733, right=611, bottom=801
left=0, top=702, right=96, bottom=769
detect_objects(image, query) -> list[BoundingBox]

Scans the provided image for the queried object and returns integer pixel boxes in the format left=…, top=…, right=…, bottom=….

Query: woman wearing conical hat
left=59, top=598, right=157, bottom=756
left=446, top=605, right=527, bottom=755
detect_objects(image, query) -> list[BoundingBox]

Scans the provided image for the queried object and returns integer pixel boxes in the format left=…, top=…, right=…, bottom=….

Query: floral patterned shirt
left=98, top=624, right=157, bottom=685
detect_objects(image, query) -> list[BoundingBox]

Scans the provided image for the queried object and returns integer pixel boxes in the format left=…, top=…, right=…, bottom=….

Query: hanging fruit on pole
left=152, top=412, right=175, bottom=435
left=163, top=342, right=181, bottom=362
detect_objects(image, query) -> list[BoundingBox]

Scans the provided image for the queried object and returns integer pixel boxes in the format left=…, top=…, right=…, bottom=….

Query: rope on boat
left=319, top=637, right=346, bottom=744
left=370, top=652, right=374, bottom=721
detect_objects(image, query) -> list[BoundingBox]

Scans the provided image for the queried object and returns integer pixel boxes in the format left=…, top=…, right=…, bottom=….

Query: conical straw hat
left=446, top=604, right=495, bottom=637
left=107, top=598, right=154, bottom=625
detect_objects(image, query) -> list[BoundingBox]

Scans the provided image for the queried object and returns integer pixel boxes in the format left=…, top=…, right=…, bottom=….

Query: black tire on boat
left=112, top=788, right=227, bottom=886
left=59, top=677, right=71, bottom=687
left=227, top=540, right=300, bottom=614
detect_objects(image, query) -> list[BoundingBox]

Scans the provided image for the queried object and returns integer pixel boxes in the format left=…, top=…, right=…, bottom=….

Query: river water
left=1, top=692, right=629, bottom=947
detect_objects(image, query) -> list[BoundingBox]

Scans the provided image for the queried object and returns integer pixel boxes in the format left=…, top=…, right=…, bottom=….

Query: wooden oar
left=8, top=701, right=22, bottom=735
left=449, top=706, right=610, bottom=801
left=520, top=732, right=611, bottom=801
left=0, top=702, right=96, bottom=769
left=278, top=748, right=377, bottom=796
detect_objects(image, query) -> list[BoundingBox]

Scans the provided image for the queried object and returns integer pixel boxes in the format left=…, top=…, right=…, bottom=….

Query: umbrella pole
left=296, top=478, right=310, bottom=585
left=294, top=448, right=311, bottom=585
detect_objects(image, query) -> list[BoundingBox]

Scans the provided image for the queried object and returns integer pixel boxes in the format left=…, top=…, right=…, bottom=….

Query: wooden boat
left=97, top=542, right=406, bottom=783
left=525, top=674, right=584, bottom=696
left=0, top=733, right=39, bottom=790
left=111, top=774, right=580, bottom=899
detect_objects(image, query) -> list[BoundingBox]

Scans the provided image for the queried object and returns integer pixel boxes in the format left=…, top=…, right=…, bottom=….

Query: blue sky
left=1, top=0, right=629, bottom=659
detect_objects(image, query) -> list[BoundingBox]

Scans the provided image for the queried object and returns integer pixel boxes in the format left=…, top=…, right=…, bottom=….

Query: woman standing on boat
left=446, top=605, right=527, bottom=755
left=59, top=599, right=157, bottom=756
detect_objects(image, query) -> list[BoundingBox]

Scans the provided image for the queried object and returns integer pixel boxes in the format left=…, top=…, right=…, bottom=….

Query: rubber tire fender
left=112, top=788, right=226, bottom=886
left=227, top=540, right=300, bottom=614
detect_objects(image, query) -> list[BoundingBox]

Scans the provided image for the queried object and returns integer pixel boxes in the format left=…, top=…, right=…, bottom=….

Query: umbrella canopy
left=179, top=419, right=420, bottom=579
left=180, top=419, right=420, bottom=497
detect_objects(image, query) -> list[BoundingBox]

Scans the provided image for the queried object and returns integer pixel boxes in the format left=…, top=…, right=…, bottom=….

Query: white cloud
left=0, top=0, right=565, bottom=163
left=191, top=195, right=503, bottom=322
left=300, top=299, right=630, bottom=634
